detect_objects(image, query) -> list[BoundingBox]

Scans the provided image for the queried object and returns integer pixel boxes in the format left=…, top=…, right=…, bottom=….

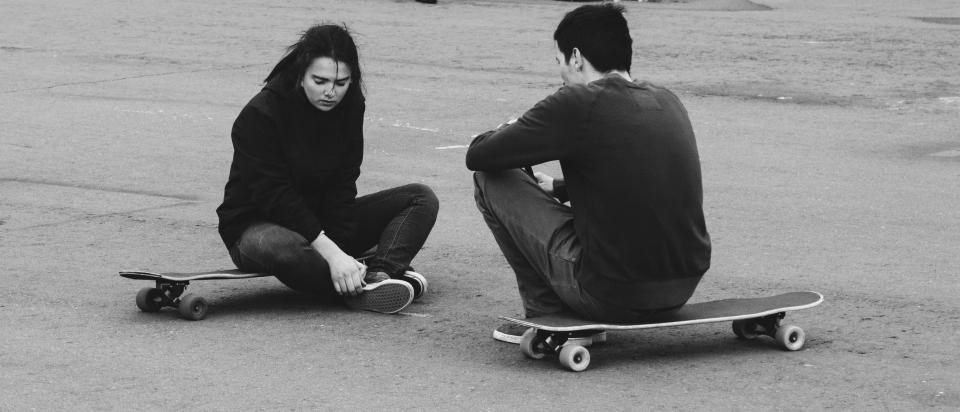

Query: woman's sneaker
left=399, top=271, right=428, bottom=300
left=363, top=271, right=390, bottom=284
left=492, top=323, right=607, bottom=346
left=345, top=279, right=413, bottom=314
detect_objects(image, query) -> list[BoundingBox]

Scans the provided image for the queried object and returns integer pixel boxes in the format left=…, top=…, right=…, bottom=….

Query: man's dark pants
left=473, top=169, right=622, bottom=320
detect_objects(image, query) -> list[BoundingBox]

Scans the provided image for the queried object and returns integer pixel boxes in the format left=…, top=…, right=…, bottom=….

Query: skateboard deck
left=120, top=269, right=267, bottom=282
left=500, top=291, right=823, bottom=371
left=120, top=269, right=269, bottom=320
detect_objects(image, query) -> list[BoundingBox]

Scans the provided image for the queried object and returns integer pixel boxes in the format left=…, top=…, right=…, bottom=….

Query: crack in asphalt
left=0, top=63, right=265, bottom=95
left=0, top=52, right=548, bottom=97
left=0, top=177, right=200, bottom=202
left=5, top=201, right=202, bottom=231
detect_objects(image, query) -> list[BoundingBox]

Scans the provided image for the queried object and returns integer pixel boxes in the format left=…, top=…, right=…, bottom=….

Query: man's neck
left=584, top=69, right=632, bottom=84
left=605, top=70, right=632, bottom=82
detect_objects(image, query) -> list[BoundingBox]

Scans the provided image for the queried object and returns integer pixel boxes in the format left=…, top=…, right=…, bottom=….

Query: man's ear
left=571, top=48, right=583, bottom=71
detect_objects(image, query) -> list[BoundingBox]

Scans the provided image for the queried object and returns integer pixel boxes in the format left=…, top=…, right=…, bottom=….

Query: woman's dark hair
left=266, top=24, right=364, bottom=103
left=554, top=4, right=632, bottom=73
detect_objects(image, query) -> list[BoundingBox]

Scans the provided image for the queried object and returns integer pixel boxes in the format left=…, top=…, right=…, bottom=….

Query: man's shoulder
left=597, top=78, right=687, bottom=111
left=542, top=83, right=603, bottom=114
left=632, top=81, right=679, bottom=98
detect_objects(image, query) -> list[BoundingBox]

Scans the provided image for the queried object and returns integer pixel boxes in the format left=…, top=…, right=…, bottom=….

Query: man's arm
left=465, top=87, right=580, bottom=171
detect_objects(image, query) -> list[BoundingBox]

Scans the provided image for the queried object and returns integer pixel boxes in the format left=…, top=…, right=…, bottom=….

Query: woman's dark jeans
left=228, top=183, right=439, bottom=298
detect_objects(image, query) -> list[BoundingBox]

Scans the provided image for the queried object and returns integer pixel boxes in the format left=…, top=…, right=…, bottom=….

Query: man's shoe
left=492, top=323, right=607, bottom=346
left=399, top=270, right=428, bottom=300
left=345, top=279, right=413, bottom=314
left=492, top=323, right=531, bottom=344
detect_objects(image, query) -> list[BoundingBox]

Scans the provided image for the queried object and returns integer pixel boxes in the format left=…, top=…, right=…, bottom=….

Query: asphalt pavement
left=1, top=0, right=958, bottom=409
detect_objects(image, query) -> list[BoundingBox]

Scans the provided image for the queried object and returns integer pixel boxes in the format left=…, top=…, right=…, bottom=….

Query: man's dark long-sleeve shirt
left=467, top=75, right=711, bottom=311
left=217, top=78, right=364, bottom=248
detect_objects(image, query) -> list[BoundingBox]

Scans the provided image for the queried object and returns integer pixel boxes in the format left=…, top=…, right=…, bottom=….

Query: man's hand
left=497, top=117, right=519, bottom=130
left=534, top=171, right=554, bottom=195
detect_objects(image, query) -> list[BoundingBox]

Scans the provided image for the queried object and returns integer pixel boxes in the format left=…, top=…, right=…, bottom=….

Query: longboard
left=120, top=270, right=269, bottom=320
left=500, top=291, right=823, bottom=371
left=118, top=251, right=379, bottom=321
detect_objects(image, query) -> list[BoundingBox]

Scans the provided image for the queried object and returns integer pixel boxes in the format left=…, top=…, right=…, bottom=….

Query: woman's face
left=301, top=57, right=352, bottom=111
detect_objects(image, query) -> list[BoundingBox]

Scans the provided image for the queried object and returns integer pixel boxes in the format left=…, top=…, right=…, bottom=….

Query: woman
left=216, top=24, right=439, bottom=314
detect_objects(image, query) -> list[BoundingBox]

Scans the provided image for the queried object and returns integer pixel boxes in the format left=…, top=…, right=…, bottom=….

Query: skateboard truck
left=732, top=312, right=806, bottom=351
left=520, top=329, right=593, bottom=372
left=135, top=279, right=208, bottom=321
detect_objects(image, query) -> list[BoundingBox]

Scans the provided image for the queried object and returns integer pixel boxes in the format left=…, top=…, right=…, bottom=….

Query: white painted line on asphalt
left=398, top=312, right=432, bottom=318
left=113, top=106, right=214, bottom=120
left=114, top=107, right=164, bottom=115
left=392, top=121, right=438, bottom=132
left=929, top=149, right=960, bottom=157
left=435, top=145, right=468, bottom=150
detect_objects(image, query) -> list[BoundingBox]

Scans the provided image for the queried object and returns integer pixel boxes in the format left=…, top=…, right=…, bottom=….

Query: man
left=466, top=4, right=711, bottom=343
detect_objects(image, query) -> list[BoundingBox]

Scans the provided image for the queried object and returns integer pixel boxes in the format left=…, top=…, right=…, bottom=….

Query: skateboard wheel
left=732, top=319, right=759, bottom=340
left=558, top=345, right=591, bottom=372
left=519, top=328, right=547, bottom=360
left=775, top=324, right=805, bottom=351
left=178, top=294, right=208, bottom=321
left=135, top=287, right=164, bottom=312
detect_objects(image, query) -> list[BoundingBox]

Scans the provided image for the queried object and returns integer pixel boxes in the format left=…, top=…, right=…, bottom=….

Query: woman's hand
left=327, top=253, right=367, bottom=297
left=311, top=232, right=367, bottom=296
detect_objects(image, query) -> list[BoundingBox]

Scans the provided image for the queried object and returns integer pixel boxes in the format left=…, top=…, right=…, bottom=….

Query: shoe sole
left=400, top=271, right=427, bottom=299
left=493, top=328, right=527, bottom=344
left=492, top=329, right=607, bottom=346
left=345, top=280, right=413, bottom=314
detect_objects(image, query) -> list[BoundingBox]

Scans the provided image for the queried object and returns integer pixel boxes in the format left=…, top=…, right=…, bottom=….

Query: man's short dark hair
left=553, top=3, right=632, bottom=73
